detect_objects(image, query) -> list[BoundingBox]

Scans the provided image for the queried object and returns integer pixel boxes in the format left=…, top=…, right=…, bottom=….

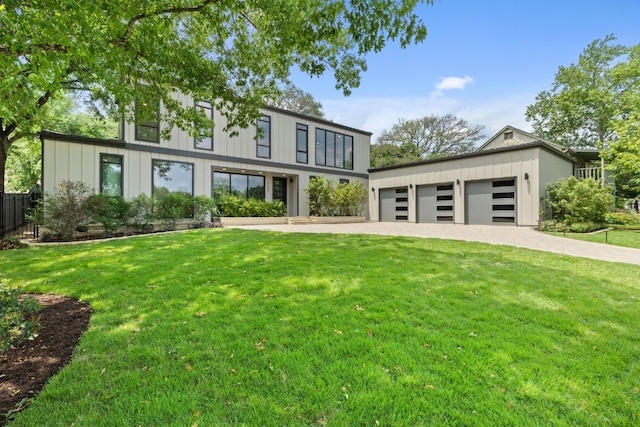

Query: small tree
left=333, top=181, right=368, bottom=216
left=546, top=177, right=614, bottom=225
left=306, top=176, right=334, bottom=216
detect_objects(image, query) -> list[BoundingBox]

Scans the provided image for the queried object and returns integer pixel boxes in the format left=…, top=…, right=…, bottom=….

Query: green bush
left=306, top=176, right=334, bottom=216
left=192, top=196, right=218, bottom=227
left=546, top=177, right=614, bottom=225
left=568, top=222, right=605, bottom=233
left=604, top=212, right=639, bottom=226
left=37, top=180, right=94, bottom=240
left=1, top=282, right=41, bottom=353
left=128, top=193, right=156, bottom=232
left=86, top=194, right=131, bottom=236
left=215, top=194, right=286, bottom=217
left=538, top=219, right=567, bottom=232
left=306, top=177, right=367, bottom=216
left=155, top=192, right=194, bottom=230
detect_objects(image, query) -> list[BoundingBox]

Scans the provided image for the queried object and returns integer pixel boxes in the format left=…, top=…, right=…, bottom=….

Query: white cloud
left=435, top=75, right=475, bottom=91
left=321, top=92, right=535, bottom=144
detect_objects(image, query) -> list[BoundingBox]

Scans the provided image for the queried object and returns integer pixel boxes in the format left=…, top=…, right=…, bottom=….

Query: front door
left=273, top=177, right=287, bottom=208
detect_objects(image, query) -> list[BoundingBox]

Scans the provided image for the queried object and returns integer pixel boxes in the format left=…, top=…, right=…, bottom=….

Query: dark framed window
left=339, top=179, right=349, bottom=184
left=100, top=154, right=123, bottom=196
left=257, top=115, right=271, bottom=158
left=152, top=160, right=194, bottom=198
left=194, top=100, right=213, bottom=150
left=135, top=92, right=160, bottom=143
left=213, top=171, right=265, bottom=200
left=315, top=128, right=353, bottom=170
left=296, top=123, right=308, bottom=163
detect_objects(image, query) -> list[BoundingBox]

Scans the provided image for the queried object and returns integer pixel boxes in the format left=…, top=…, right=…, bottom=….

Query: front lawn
left=1, top=229, right=639, bottom=426
left=549, top=229, right=640, bottom=249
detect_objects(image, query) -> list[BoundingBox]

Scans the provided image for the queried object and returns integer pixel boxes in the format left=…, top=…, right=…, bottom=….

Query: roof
left=476, top=125, right=566, bottom=152
left=368, top=140, right=576, bottom=173
left=40, top=131, right=125, bottom=146
left=261, top=105, right=373, bottom=136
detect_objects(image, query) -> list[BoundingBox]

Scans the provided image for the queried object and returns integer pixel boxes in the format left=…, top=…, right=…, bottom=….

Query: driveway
left=230, top=222, right=640, bottom=266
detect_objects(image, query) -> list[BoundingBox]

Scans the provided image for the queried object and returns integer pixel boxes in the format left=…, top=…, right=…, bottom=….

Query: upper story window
left=315, top=128, right=353, bottom=170
left=100, top=154, right=123, bottom=196
left=257, top=115, right=271, bottom=158
left=135, top=92, right=160, bottom=143
left=296, top=123, right=308, bottom=164
left=194, top=100, right=214, bottom=150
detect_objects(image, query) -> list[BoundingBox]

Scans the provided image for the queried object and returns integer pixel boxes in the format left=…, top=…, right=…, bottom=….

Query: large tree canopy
left=0, top=0, right=431, bottom=191
left=525, top=35, right=629, bottom=149
left=268, top=83, right=325, bottom=119
left=370, top=114, right=485, bottom=168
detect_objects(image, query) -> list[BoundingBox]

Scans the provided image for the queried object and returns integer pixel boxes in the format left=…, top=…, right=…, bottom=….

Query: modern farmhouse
left=368, top=126, right=608, bottom=227
left=40, top=93, right=371, bottom=217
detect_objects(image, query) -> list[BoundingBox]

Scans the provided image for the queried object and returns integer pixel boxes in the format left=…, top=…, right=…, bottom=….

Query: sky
left=289, top=0, right=640, bottom=143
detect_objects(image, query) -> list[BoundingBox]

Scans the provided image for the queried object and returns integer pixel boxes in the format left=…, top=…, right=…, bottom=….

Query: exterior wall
left=369, top=146, right=574, bottom=227
left=537, top=148, right=576, bottom=219
left=43, top=94, right=371, bottom=217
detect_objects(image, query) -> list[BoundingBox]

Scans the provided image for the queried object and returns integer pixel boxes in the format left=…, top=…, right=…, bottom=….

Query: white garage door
left=465, top=179, right=516, bottom=225
left=416, top=183, right=454, bottom=223
left=379, top=187, right=409, bottom=222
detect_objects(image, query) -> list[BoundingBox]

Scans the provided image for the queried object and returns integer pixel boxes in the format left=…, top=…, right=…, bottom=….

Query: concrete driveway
left=230, top=222, right=640, bottom=266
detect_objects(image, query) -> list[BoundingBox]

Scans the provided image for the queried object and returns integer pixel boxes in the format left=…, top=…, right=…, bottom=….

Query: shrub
left=37, top=180, right=94, bottom=240
left=546, top=177, right=614, bottom=225
left=192, top=196, right=218, bottom=227
left=1, top=282, right=41, bottom=353
left=538, top=219, right=567, bottom=232
left=604, top=212, right=639, bottom=226
left=568, top=222, right=605, bottom=233
left=155, top=192, right=194, bottom=230
left=1, top=237, right=27, bottom=250
left=86, top=194, right=131, bottom=236
left=333, top=181, right=368, bottom=216
left=128, top=194, right=156, bottom=233
left=215, top=194, right=286, bottom=217
left=306, top=176, right=334, bottom=216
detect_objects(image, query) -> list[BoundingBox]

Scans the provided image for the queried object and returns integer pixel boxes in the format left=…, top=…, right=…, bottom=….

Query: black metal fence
left=0, top=189, right=39, bottom=240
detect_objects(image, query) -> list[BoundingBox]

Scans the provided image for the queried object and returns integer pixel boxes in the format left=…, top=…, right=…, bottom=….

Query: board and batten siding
left=369, top=146, right=573, bottom=227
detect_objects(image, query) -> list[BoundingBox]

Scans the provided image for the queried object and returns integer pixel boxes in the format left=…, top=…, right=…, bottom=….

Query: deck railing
left=575, top=167, right=602, bottom=182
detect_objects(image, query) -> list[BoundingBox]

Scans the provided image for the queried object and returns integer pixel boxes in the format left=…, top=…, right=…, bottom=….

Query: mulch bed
left=0, top=294, right=92, bottom=426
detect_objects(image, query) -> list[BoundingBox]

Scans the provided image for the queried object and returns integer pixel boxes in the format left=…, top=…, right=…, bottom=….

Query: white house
left=40, top=93, right=371, bottom=217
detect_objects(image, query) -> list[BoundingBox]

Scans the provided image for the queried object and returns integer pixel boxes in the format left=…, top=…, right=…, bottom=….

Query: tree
left=525, top=35, right=629, bottom=149
left=268, top=83, right=325, bottom=119
left=370, top=114, right=485, bottom=168
left=603, top=43, right=640, bottom=197
left=0, top=0, right=431, bottom=192
left=5, top=93, right=118, bottom=192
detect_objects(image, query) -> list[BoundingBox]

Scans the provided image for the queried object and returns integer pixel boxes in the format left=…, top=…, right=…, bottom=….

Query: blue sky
left=290, top=0, right=640, bottom=143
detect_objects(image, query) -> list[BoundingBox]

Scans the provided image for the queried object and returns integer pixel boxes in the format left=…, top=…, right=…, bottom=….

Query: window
left=315, top=128, right=353, bottom=170
left=296, top=123, right=308, bottom=163
left=100, top=154, right=123, bottom=196
left=503, top=131, right=514, bottom=140
left=339, top=179, right=349, bottom=184
left=212, top=171, right=265, bottom=200
left=152, top=160, right=194, bottom=198
left=135, top=92, right=160, bottom=142
left=257, top=115, right=271, bottom=158
left=194, top=100, right=213, bottom=150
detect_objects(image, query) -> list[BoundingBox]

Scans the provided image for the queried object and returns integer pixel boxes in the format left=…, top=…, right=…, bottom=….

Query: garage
left=379, top=187, right=409, bottom=221
left=465, top=179, right=516, bottom=225
left=416, top=183, right=454, bottom=223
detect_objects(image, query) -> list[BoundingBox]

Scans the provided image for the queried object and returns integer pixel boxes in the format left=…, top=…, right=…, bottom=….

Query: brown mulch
left=0, top=294, right=92, bottom=426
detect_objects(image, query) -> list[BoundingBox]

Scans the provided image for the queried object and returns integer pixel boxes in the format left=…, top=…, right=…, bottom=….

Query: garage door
left=465, top=179, right=516, bottom=225
left=379, top=187, right=409, bottom=221
left=416, top=183, right=454, bottom=223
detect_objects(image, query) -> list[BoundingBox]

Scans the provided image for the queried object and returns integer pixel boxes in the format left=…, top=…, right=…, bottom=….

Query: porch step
left=287, top=217, right=317, bottom=225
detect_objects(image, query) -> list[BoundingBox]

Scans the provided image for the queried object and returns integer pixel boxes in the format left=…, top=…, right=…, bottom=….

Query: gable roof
left=476, top=125, right=566, bottom=152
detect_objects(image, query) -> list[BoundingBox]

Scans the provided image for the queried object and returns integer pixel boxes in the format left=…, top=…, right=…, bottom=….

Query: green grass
left=549, top=229, right=640, bottom=249
left=1, top=229, right=639, bottom=426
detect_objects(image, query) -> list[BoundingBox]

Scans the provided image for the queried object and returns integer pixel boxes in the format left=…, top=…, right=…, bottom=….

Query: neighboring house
left=40, top=93, right=371, bottom=217
left=368, top=125, right=607, bottom=227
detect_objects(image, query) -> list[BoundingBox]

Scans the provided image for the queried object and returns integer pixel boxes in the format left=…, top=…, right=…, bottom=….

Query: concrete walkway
left=230, top=222, right=640, bottom=266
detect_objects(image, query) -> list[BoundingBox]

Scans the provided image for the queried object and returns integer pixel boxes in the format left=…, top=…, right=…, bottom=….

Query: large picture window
left=194, top=100, right=213, bottom=150
left=135, top=92, right=160, bottom=143
left=213, top=171, right=265, bottom=200
left=296, top=123, right=308, bottom=163
left=257, top=115, right=271, bottom=158
left=152, top=160, right=194, bottom=198
left=100, top=154, right=123, bottom=196
left=315, top=128, right=353, bottom=170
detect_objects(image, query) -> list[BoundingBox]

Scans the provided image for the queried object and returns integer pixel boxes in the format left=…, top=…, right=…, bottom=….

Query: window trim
left=315, top=128, right=354, bottom=170
left=151, top=159, right=195, bottom=197
left=135, top=94, right=160, bottom=143
left=99, top=153, right=124, bottom=196
left=212, top=170, right=266, bottom=200
left=194, top=100, right=214, bottom=151
left=296, top=123, right=308, bottom=164
left=257, top=115, right=271, bottom=159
